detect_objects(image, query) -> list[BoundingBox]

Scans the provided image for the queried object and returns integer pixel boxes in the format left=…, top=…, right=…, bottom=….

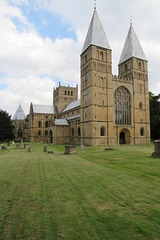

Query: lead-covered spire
left=81, top=9, right=111, bottom=54
left=12, top=103, right=26, bottom=120
left=119, top=25, right=147, bottom=64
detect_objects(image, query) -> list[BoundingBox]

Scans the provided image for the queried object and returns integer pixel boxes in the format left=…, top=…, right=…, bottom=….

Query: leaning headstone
left=152, top=140, right=160, bottom=157
left=80, top=144, right=85, bottom=152
left=16, top=144, right=20, bottom=149
left=43, top=146, right=47, bottom=152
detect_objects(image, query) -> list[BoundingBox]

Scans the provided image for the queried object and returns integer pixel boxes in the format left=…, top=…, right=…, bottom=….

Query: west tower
left=118, top=25, right=150, bottom=144
left=80, top=10, right=114, bottom=146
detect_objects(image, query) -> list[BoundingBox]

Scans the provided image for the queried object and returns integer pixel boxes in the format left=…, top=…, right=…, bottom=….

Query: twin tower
left=80, top=9, right=150, bottom=145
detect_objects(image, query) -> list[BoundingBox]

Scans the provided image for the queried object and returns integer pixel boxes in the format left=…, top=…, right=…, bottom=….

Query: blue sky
left=0, top=0, right=160, bottom=115
left=11, top=2, right=77, bottom=41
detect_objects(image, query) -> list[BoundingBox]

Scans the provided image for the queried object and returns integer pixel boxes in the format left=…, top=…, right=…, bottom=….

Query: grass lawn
left=0, top=143, right=160, bottom=240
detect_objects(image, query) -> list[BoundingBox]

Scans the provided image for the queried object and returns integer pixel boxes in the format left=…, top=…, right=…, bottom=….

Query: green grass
left=0, top=143, right=160, bottom=240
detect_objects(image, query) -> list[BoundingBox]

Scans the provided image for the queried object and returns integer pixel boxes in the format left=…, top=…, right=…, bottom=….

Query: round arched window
left=100, top=127, right=105, bottom=136
left=140, top=127, right=144, bottom=136
left=38, top=130, right=41, bottom=136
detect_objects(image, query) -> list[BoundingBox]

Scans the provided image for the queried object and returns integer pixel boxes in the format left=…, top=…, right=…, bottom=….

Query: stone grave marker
left=152, top=140, right=160, bottom=157
left=16, top=144, right=21, bottom=149
left=43, top=146, right=47, bottom=152
left=80, top=144, right=85, bottom=152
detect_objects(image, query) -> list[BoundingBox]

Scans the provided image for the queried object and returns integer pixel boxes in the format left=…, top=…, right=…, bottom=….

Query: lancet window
left=114, top=87, right=131, bottom=125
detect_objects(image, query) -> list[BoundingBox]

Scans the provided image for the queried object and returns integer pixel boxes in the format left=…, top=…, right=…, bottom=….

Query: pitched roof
left=81, top=9, right=111, bottom=54
left=119, top=25, right=147, bottom=64
left=32, top=104, right=56, bottom=114
left=55, top=118, right=69, bottom=126
left=67, top=114, right=80, bottom=121
left=12, top=104, right=25, bottom=120
left=62, top=99, right=80, bottom=113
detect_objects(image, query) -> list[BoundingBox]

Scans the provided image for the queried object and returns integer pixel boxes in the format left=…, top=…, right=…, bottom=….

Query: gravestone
left=24, top=144, right=30, bottom=149
left=152, top=140, right=160, bottom=157
left=16, top=144, right=20, bottom=149
left=80, top=144, right=85, bottom=152
left=43, top=146, right=47, bottom=152
left=27, top=147, right=31, bottom=152
left=65, top=145, right=77, bottom=155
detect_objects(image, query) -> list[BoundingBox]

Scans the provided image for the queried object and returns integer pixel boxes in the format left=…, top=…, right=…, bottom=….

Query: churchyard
left=0, top=143, right=160, bottom=240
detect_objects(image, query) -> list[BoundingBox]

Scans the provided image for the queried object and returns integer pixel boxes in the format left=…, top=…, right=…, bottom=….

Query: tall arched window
left=38, top=121, right=41, bottom=128
left=45, top=121, right=48, bottom=127
left=140, top=127, right=144, bottom=136
left=124, top=64, right=128, bottom=71
left=17, top=128, right=22, bottom=137
left=114, top=87, right=131, bottom=125
left=100, top=127, right=105, bottom=136
left=38, top=130, right=41, bottom=136
left=99, top=52, right=103, bottom=60
left=78, top=127, right=81, bottom=136
left=138, top=62, right=142, bottom=70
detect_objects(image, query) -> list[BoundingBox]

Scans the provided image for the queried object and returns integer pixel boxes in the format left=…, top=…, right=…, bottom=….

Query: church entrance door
left=119, top=132, right=126, bottom=144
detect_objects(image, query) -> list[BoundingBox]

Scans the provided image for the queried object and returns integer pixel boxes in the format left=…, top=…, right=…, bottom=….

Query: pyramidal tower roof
left=119, top=25, right=147, bottom=64
left=12, top=103, right=26, bottom=120
left=82, top=9, right=111, bottom=54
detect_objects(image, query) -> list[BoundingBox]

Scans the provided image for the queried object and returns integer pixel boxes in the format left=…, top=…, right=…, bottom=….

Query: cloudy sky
left=0, top=0, right=160, bottom=116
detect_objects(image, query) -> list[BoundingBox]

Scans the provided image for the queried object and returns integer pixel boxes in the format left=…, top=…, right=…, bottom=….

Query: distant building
left=12, top=9, right=150, bottom=145
left=12, top=103, right=27, bottom=142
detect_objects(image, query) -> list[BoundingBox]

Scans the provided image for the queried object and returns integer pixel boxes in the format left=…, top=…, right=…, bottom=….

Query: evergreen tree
left=149, top=92, right=160, bottom=139
left=0, top=109, right=15, bottom=142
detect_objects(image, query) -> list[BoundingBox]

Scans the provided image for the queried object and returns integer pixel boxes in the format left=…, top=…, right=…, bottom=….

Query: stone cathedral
left=12, top=9, right=150, bottom=146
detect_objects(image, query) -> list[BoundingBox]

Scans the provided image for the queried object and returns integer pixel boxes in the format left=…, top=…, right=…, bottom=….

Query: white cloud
left=8, top=0, right=29, bottom=6
left=0, top=0, right=81, bottom=114
left=0, top=74, right=56, bottom=115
